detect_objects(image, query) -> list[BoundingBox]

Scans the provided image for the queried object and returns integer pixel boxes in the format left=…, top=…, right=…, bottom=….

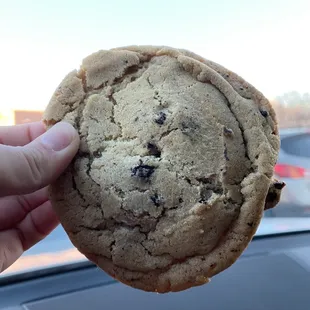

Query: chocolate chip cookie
left=43, top=45, right=284, bottom=293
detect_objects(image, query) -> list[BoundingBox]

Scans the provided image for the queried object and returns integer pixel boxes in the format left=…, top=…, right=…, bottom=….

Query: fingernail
left=41, top=122, right=77, bottom=151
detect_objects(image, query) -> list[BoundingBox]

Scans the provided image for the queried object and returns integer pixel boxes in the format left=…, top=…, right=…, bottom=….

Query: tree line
left=271, top=91, right=310, bottom=128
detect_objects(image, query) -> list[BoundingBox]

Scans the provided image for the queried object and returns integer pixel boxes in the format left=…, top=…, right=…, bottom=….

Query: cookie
left=43, top=45, right=283, bottom=293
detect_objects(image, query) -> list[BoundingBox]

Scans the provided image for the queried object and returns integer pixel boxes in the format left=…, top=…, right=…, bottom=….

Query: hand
left=0, top=121, right=80, bottom=273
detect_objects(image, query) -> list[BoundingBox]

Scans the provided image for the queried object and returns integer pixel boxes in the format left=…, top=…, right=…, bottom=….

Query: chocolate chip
left=260, top=110, right=269, bottom=117
left=199, top=188, right=213, bottom=203
left=264, top=185, right=282, bottom=210
left=131, top=161, right=156, bottom=178
left=154, top=112, right=166, bottom=125
left=266, top=191, right=277, bottom=203
left=223, top=126, right=233, bottom=136
left=274, top=181, right=285, bottom=190
left=147, top=142, right=161, bottom=157
left=179, top=197, right=183, bottom=203
left=150, top=193, right=161, bottom=207
left=93, top=150, right=102, bottom=158
left=224, top=146, right=229, bottom=161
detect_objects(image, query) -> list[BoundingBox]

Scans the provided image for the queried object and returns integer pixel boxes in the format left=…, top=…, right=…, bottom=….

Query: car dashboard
left=1, top=231, right=310, bottom=310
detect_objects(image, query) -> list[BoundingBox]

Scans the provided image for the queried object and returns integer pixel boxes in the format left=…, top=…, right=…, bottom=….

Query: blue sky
left=1, top=0, right=309, bottom=111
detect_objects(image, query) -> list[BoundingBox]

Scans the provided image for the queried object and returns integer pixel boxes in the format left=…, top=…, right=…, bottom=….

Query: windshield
left=281, top=134, right=310, bottom=158
left=1, top=0, right=310, bottom=280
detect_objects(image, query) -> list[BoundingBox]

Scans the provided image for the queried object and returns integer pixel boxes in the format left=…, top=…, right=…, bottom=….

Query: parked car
left=268, top=128, right=310, bottom=217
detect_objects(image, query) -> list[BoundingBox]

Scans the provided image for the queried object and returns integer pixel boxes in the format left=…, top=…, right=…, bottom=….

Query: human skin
left=0, top=121, right=79, bottom=273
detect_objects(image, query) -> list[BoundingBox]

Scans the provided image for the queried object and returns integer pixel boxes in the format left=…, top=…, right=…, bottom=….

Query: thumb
left=0, top=122, right=80, bottom=197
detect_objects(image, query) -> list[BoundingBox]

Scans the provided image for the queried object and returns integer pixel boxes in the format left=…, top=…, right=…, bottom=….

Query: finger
left=0, top=201, right=59, bottom=273
left=0, top=121, right=46, bottom=146
left=0, top=187, right=49, bottom=229
left=0, top=229, right=22, bottom=272
left=0, top=122, right=80, bottom=197
left=16, top=200, right=59, bottom=251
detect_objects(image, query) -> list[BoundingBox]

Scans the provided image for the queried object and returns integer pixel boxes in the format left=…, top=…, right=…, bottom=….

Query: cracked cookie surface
left=43, top=45, right=282, bottom=293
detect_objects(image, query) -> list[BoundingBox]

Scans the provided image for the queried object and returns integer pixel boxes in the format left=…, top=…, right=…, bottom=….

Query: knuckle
left=20, top=147, right=47, bottom=188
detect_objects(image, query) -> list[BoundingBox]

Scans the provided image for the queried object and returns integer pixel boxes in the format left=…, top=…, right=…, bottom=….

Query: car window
left=1, top=0, right=310, bottom=281
left=281, top=134, right=310, bottom=158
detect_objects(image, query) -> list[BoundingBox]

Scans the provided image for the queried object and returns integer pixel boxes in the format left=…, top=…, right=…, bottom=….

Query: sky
left=0, top=0, right=309, bottom=111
